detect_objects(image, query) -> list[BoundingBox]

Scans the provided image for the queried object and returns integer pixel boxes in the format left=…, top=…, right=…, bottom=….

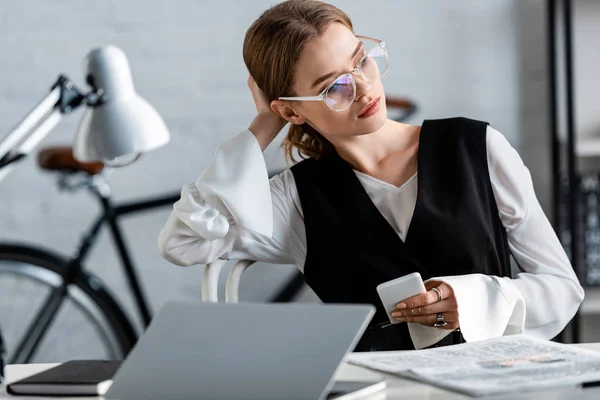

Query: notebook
left=6, top=359, right=121, bottom=396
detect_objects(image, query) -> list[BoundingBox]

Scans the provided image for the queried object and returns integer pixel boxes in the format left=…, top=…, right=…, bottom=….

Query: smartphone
left=376, top=272, right=426, bottom=325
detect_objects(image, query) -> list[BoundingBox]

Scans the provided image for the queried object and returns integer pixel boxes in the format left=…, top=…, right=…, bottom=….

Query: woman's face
left=283, top=23, right=388, bottom=141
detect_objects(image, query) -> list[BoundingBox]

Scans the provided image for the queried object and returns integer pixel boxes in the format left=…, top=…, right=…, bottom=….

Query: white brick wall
left=0, top=0, right=564, bottom=340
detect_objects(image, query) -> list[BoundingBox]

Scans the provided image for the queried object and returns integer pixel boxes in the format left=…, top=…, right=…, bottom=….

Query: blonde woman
left=159, top=0, right=583, bottom=351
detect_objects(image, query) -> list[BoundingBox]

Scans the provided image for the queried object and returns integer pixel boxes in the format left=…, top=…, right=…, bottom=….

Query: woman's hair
left=243, top=0, right=354, bottom=161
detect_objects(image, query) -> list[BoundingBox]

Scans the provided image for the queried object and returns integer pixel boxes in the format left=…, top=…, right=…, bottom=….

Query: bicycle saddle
left=38, top=147, right=104, bottom=175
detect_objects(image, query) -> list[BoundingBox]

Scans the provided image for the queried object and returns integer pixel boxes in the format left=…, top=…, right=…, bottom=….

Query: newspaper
left=346, top=335, right=600, bottom=397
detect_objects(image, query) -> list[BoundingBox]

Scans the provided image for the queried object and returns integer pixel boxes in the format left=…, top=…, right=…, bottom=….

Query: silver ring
left=432, top=287, right=443, bottom=303
left=433, top=313, right=448, bottom=327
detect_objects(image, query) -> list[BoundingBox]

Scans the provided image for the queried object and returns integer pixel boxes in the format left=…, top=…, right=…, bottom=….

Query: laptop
left=105, top=301, right=380, bottom=400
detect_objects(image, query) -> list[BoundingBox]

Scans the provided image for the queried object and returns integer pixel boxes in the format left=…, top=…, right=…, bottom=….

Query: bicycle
left=0, top=96, right=417, bottom=365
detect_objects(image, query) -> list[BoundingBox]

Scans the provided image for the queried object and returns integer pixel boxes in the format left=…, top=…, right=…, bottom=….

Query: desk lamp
left=0, top=45, right=170, bottom=182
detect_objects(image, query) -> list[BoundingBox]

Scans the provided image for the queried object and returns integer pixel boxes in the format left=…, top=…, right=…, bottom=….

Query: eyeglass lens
left=324, top=40, right=388, bottom=110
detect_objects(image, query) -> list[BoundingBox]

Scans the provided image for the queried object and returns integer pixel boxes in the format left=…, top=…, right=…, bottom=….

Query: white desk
left=3, top=343, right=600, bottom=399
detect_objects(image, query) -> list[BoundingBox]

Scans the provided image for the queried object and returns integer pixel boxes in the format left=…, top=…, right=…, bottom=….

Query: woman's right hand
left=247, top=75, right=287, bottom=151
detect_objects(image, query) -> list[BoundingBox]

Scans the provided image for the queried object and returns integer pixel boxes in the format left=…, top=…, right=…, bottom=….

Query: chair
left=200, top=95, right=419, bottom=304
left=201, top=259, right=256, bottom=303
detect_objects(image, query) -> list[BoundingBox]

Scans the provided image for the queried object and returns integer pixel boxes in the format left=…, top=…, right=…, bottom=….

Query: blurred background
left=0, top=0, right=599, bottom=362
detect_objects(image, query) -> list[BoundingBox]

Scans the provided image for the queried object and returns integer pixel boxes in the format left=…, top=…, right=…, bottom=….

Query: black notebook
left=6, top=359, right=122, bottom=396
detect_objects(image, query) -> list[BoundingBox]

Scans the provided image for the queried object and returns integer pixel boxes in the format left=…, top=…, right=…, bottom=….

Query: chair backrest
left=202, top=260, right=256, bottom=303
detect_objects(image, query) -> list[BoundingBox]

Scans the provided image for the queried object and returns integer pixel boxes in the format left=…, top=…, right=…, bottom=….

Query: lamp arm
left=0, top=75, right=90, bottom=183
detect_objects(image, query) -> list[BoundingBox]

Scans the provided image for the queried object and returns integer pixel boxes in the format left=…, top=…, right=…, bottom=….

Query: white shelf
left=576, top=138, right=600, bottom=157
left=580, top=287, right=600, bottom=314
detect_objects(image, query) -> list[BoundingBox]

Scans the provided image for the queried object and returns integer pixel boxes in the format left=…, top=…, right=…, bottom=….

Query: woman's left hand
left=391, top=281, right=459, bottom=330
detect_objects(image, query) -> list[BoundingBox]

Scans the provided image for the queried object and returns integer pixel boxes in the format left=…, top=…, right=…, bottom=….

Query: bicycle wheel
left=0, top=243, right=137, bottom=363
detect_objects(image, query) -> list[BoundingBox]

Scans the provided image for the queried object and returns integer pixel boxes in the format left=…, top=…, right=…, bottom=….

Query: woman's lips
left=359, top=97, right=381, bottom=118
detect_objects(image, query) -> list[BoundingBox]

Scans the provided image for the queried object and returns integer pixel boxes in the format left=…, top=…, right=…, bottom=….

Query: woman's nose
left=353, top=74, right=372, bottom=101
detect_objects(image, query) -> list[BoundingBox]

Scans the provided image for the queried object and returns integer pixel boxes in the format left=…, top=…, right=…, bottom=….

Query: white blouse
left=158, top=125, right=584, bottom=350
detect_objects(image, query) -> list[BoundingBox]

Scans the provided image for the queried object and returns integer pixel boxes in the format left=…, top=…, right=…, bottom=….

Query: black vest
left=290, top=117, right=512, bottom=351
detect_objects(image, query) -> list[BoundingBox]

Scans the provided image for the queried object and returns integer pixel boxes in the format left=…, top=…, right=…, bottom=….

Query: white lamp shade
left=74, top=96, right=170, bottom=162
left=73, top=45, right=170, bottom=163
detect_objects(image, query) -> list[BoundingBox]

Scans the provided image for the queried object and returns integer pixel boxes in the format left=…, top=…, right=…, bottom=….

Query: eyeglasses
left=279, top=36, right=389, bottom=112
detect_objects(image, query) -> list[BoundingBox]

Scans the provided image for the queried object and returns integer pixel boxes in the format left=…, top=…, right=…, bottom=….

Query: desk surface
left=3, top=343, right=600, bottom=399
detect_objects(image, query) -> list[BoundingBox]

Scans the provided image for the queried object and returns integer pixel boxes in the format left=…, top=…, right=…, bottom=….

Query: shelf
left=558, top=137, right=600, bottom=158
left=580, top=286, right=600, bottom=314
left=576, top=138, right=600, bottom=158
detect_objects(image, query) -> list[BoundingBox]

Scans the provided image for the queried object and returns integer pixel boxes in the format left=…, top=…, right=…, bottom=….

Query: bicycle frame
left=76, top=190, right=183, bottom=325
left=9, top=184, right=181, bottom=364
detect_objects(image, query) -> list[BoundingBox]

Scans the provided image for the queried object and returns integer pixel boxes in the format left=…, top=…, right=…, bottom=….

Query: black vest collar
left=315, top=131, right=432, bottom=279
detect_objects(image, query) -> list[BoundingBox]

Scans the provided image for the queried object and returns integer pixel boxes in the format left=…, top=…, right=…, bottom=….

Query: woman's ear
left=270, top=100, right=306, bottom=125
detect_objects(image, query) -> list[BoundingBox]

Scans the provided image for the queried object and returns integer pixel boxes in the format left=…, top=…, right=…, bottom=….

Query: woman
left=158, top=0, right=583, bottom=351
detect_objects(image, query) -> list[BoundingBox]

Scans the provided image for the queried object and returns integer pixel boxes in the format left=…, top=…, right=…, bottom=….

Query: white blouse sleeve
left=158, top=130, right=306, bottom=268
left=408, top=125, right=585, bottom=349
